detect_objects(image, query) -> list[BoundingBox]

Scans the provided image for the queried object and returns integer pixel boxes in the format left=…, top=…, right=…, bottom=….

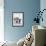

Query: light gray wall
left=40, top=0, right=46, bottom=27
left=4, top=0, right=40, bottom=42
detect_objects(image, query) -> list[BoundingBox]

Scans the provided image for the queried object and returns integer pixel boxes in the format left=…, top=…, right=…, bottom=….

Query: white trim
left=0, top=0, right=4, bottom=42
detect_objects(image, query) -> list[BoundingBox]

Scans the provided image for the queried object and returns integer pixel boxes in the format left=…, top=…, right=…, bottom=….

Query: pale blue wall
left=4, top=0, right=40, bottom=42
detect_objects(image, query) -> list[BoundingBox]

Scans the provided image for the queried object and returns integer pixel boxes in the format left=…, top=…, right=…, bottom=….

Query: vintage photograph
left=12, top=12, right=24, bottom=27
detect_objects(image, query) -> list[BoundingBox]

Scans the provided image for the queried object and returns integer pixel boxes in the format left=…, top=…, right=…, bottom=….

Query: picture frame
left=12, top=12, right=24, bottom=27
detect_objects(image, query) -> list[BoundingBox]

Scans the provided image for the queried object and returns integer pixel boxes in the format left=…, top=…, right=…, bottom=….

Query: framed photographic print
left=12, top=12, right=24, bottom=27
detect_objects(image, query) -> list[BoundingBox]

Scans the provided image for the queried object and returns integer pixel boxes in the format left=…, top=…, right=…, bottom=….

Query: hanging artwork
left=12, top=12, right=24, bottom=27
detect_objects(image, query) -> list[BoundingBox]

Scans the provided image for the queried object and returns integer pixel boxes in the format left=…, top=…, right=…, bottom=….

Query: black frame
left=12, top=12, right=24, bottom=27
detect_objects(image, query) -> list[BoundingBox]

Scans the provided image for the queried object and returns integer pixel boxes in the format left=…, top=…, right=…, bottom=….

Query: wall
left=4, top=0, right=40, bottom=42
left=40, top=0, right=46, bottom=27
